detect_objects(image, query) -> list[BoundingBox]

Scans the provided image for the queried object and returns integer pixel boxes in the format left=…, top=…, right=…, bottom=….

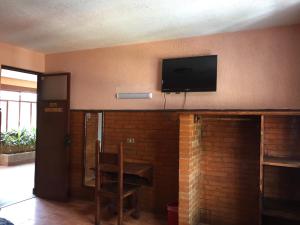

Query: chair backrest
left=95, top=141, right=125, bottom=225
left=95, top=141, right=124, bottom=184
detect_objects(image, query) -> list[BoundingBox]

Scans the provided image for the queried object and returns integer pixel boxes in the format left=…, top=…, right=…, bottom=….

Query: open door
left=34, top=73, right=70, bottom=201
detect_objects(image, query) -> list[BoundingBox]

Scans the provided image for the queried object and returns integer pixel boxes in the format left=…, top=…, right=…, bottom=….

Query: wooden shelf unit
left=263, top=156, right=300, bottom=169
left=259, top=115, right=300, bottom=225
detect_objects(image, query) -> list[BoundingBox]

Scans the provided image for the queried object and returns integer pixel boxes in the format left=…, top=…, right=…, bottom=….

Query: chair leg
left=95, top=211, right=100, bottom=225
left=131, top=190, right=140, bottom=219
left=118, top=197, right=123, bottom=225
left=95, top=198, right=100, bottom=225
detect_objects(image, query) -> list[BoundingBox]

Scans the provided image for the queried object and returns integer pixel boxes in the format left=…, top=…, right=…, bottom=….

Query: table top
left=123, top=162, right=152, bottom=177
left=98, top=161, right=153, bottom=186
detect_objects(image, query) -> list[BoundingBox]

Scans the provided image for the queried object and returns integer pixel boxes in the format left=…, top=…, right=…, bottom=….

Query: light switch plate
left=126, top=138, right=135, bottom=144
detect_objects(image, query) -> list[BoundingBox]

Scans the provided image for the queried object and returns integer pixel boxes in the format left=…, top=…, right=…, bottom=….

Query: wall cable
left=183, top=92, right=187, bottom=109
left=163, top=93, right=167, bottom=110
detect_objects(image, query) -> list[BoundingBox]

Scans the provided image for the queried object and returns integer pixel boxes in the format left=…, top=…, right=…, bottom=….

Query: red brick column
left=179, top=114, right=201, bottom=225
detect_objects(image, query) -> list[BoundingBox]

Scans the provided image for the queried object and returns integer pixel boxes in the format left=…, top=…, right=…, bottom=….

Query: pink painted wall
left=0, top=42, right=45, bottom=72
left=45, top=24, right=300, bottom=110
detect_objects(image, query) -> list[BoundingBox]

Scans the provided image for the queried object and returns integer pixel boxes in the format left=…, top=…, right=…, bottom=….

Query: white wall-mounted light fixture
left=116, top=92, right=152, bottom=99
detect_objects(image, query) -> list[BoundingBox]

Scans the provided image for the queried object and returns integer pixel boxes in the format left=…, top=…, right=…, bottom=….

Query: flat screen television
left=162, top=55, right=217, bottom=92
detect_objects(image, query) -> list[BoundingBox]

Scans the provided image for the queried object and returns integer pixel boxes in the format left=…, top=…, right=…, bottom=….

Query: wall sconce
left=116, top=92, right=153, bottom=99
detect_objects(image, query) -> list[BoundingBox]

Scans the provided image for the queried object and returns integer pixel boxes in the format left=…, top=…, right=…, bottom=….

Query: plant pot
left=0, top=151, right=35, bottom=166
left=0, top=145, right=35, bottom=154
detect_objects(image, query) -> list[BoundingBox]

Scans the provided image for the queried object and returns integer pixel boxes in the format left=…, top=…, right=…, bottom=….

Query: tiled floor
left=0, top=198, right=167, bottom=225
left=0, top=163, right=35, bottom=208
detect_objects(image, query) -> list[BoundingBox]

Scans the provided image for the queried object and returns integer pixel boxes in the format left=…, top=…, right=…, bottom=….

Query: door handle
left=64, top=135, right=71, bottom=146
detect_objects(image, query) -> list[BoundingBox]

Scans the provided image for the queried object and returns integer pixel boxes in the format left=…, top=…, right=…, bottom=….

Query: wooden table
left=123, top=162, right=152, bottom=177
left=92, top=162, right=153, bottom=186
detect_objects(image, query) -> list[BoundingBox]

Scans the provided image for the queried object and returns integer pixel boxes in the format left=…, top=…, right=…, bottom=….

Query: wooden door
left=34, top=73, right=70, bottom=201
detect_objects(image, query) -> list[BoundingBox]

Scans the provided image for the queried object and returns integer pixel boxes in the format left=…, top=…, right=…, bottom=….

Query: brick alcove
left=179, top=113, right=261, bottom=225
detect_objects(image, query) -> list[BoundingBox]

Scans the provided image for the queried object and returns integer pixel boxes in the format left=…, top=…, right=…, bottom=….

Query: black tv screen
left=162, top=55, right=217, bottom=92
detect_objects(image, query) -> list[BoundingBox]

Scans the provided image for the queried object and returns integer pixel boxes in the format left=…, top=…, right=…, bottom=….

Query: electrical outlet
left=126, top=138, right=135, bottom=144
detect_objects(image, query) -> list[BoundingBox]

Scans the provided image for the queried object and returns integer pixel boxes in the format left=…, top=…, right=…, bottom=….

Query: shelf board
left=263, top=198, right=300, bottom=221
left=263, top=156, right=300, bottom=168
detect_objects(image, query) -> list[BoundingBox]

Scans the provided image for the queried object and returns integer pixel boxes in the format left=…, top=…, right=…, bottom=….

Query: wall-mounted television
left=162, top=55, right=217, bottom=92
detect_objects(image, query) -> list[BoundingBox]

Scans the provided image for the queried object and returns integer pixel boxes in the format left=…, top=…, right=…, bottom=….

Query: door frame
left=0, top=64, right=41, bottom=192
left=0, top=65, right=71, bottom=200
left=1, top=65, right=43, bottom=76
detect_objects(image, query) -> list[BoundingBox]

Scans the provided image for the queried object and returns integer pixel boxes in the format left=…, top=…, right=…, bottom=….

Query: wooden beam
left=1, top=84, right=36, bottom=93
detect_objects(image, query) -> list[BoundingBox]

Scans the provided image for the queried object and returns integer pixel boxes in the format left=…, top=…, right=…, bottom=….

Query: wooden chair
left=95, top=141, right=140, bottom=225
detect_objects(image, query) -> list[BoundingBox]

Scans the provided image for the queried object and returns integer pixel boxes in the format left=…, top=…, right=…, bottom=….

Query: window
left=0, top=101, right=7, bottom=133
left=0, top=90, right=37, bottom=132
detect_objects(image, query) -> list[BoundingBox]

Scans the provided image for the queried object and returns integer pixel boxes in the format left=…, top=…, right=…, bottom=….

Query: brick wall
left=69, top=110, right=179, bottom=212
left=263, top=116, right=300, bottom=201
left=179, top=114, right=261, bottom=225
left=103, top=111, right=179, bottom=213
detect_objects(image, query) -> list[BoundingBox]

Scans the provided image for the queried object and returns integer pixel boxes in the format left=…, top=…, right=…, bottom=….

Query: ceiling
left=1, top=0, right=300, bottom=54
